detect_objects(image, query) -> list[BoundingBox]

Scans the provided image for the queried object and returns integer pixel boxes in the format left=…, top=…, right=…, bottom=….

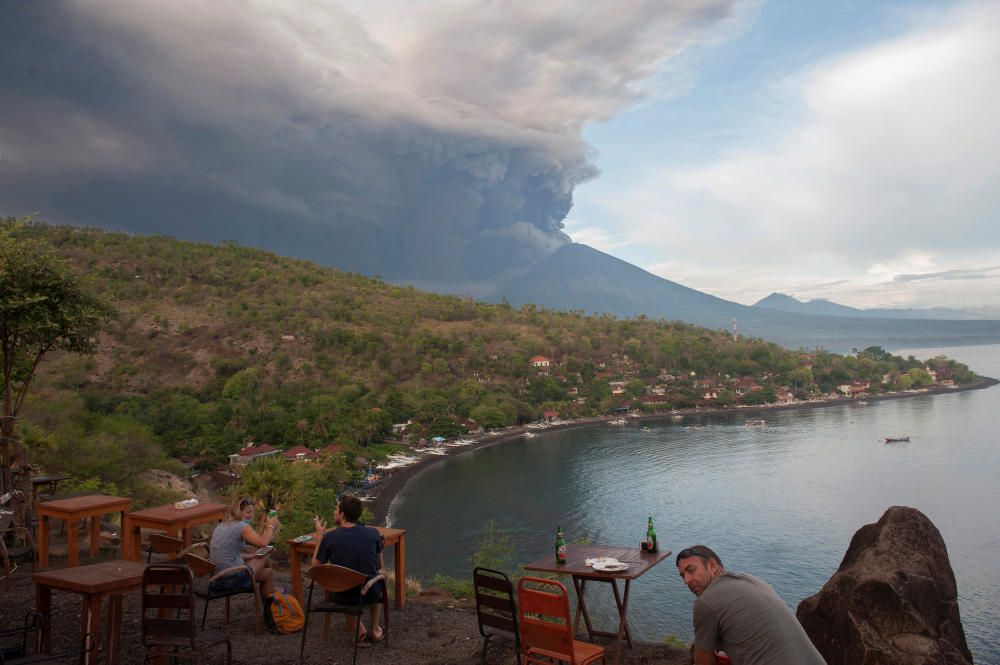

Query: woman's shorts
left=209, top=567, right=254, bottom=594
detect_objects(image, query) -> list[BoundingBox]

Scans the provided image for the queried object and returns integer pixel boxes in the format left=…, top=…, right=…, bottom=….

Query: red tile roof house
left=228, top=442, right=281, bottom=470
left=529, top=355, right=551, bottom=367
left=283, top=445, right=316, bottom=462
left=542, top=410, right=559, bottom=422
left=318, top=443, right=343, bottom=456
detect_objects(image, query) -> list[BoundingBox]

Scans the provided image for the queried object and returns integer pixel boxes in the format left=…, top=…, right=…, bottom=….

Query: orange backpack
left=264, top=591, right=305, bottom=634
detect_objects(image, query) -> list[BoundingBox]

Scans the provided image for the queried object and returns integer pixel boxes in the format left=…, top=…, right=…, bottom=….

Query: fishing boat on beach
left=884, top=436, right=910, bottom=443
left=608, top=417, right=628, bottom=425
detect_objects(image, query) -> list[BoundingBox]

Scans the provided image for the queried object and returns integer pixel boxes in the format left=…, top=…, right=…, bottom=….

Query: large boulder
left=797, top=506, right=972, bottom=665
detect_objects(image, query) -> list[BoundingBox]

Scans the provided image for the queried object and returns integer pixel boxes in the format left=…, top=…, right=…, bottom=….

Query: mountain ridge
left=493, top=243, right=1000, bottom=351
left=753, top=292, right=981, bottom=321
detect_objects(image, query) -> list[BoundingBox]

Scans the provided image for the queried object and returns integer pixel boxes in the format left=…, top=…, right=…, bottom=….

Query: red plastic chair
left=517, top=577, right=605, bottom=665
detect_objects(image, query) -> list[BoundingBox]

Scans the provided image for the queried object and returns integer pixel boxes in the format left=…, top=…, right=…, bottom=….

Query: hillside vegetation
left=8, top=222, right=977, bottom=507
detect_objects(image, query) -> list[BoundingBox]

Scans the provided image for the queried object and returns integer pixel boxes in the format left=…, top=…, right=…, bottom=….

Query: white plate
left=592, top=561, right=629, bottom=572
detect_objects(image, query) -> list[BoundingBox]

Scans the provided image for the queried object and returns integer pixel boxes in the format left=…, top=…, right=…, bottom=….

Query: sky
left=567, top=0, right=1000, bottom=312
left=1, top=0, right=998, bottom=314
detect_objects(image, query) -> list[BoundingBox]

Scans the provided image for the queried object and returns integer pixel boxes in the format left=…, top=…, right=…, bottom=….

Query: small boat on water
left=745, top=419, right=766, bottom=428
left=608, top=418, right=628, bottom=425
left=884, top=436, right=910, bottom=443
left=524, top=432, right=538, bottom=439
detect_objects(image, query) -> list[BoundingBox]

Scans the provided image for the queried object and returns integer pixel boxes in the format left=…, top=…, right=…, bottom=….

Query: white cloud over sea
left=589, top=1, right=1000, bottom=309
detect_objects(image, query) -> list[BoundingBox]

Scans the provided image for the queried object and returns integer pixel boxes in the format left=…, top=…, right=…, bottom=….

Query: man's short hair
left=338, top=495, right=363, bottom=523
left=675, top=545, right=723, bottom=568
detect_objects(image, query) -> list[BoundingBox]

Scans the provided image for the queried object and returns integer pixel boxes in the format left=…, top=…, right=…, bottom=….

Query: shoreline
left=369, top=376, right=998, bottom=526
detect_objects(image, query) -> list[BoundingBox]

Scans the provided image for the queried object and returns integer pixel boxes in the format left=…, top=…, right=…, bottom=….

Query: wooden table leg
left=67, top=519, right=79, bottom=567
left=290, top=548, right=303, bottom=604
left=123, top=517, right=138, bottom=562
left=611, top=579, right=633, bottom=648
left=106, top=596, right=123, bottom=665
left=572, top=576, right=596, bottom=639
left=83, top=594, right=102, bottom=665
left=169, top=527, right=183, bottom=561
left=609, top=579, right=633, bottom=665
left=38, top=515, right=50, bottom=568
left=89, top=516, right=101, bottom=558
left=35, top=584, right=51, bottom=654
left=395, top=534, right=406, bottom=609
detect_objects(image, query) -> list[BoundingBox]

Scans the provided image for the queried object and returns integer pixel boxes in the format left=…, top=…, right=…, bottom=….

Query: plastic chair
left=0, top=509, right=35, bottom=592
left=184, top=553, right=262, bottom=633
left=473, top=567, right=520, bottom=664
left=145, top=533, right=184, bottom=563
left=0, top=612, right=95, bottom=664
left=517, top=577, right=605, bottom=665
left=140, top=564, right=231, bottom=665
left=298, top=564, right=389, bottom=665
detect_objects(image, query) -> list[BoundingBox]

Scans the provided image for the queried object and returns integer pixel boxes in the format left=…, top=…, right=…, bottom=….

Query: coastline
left=369, top=376, right=998, bottom=526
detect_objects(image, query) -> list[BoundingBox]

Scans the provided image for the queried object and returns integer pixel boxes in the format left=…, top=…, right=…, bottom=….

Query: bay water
left=388, top=344, right=1000, bottom=661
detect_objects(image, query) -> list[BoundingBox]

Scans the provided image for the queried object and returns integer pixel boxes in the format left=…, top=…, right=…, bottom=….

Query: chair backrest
left=184, top=552, right=215, bottom=579
left=517, top=577, right=575, bottom=662
left=147, top=534, right=183, bottom=561
left=141, top=564, right=196, bottom=649
left=473, top=567, right=518, bottom=638
left=309, top=564, right=367, bottom=594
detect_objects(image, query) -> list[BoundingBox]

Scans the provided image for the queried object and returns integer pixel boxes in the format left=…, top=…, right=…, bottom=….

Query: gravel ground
left=1, top=553, right=689, bottom=665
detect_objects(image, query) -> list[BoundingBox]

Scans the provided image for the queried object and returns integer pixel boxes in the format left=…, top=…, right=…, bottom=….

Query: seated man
left=676, top=545, right=826, bottom=665
left=311, top=495, right=384, bottom=645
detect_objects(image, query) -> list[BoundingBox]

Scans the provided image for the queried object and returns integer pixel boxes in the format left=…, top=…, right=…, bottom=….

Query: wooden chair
left=184, top=553, right=262, bottom=633
left=0, top=612, right=95, bottom=664
left=473, top=567, right=520, bottom=664
left=140, top=564, right=231, bottom=665
left=517, top=577, right=605, bottom=665
left=145, top=533, right=184, bottom=563
left=298, top=564, right=389, bottom=665
left=0, top=508, right=35, bottom=592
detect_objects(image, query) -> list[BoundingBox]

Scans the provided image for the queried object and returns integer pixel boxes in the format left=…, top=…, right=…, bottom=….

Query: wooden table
left=33, top=559, right=148, bottom=665
left=524, top=545, right=671, bottom=665
left=287, top=526, right=407, bottom=609
left=37, top=495, right=132, bottom=568
left=122, top=502, right=227, bottom=561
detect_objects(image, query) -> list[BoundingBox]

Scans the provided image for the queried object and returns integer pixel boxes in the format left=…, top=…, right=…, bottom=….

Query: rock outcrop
left=797, top=506, right=972, bottom=665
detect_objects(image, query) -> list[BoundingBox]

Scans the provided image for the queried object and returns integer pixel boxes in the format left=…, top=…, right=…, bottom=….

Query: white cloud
left=600, top=2, right=1000, bottom=309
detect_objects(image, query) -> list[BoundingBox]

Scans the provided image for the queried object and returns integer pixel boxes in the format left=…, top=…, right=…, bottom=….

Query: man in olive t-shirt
left=676, top=545, right=826, bottom=665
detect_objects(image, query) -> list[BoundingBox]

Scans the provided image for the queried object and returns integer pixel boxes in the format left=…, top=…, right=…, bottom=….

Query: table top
left=31, top=474, right=70, bottom=485
left=125, top=501, right=227, bottom=524
left=287, top=526, right=405, bottom=552
left=37, top=494, right=132, bottom=513
left=33, top=559, right=148, bottom=594
left=523, top=545, right=672, bottom=581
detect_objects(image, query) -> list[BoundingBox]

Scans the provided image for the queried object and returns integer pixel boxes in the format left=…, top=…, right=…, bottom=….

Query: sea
left=387, top=344, right=1000, bottom=662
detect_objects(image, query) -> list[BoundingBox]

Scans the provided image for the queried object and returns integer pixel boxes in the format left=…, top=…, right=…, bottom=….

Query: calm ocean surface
left=388, top=344, right=1000, bottom=662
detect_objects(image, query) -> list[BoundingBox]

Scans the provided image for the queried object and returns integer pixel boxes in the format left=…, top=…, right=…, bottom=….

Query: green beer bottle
left=556, top=526, right=567, bottom=564
left=646, top=516, right=657, bottom=553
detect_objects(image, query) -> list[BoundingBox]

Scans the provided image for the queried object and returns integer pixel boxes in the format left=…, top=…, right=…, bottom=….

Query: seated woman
left=209, top=496, right=280, bottom=597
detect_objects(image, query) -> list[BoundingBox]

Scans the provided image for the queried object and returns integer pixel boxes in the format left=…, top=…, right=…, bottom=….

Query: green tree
left=1, top=220, right=114, bottom=493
